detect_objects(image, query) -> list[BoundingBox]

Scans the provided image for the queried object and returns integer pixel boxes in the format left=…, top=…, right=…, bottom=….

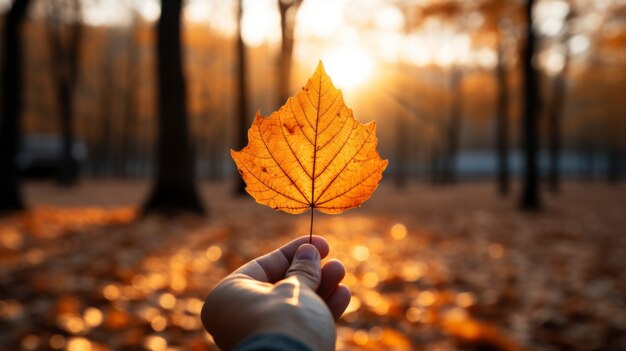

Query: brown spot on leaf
left=283, top=123, right=296, bottom=134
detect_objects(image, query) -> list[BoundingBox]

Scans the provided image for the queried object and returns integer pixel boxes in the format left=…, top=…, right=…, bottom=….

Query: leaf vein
left=314, top=126, right=374, bottom=203
left=257, top=121, right=310, bottom=204
left=316, top=161, right=385, bottom=206
left=236, top=155, right=309, bottom=206
left=278, top=112, right=312, bottom=179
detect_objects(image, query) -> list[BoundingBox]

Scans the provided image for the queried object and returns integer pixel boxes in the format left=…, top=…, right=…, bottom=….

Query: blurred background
left=0, top=0, right=625, bottom=350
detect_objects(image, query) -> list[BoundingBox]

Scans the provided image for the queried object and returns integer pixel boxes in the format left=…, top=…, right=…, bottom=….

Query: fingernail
left=295, top=244, right=318, bottom=260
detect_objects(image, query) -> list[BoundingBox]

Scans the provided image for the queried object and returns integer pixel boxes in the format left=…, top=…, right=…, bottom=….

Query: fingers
left=326, top=284, right=351, bottom=320
left=284, top=244, right=322, bottom=290
left=234, top=235, right=329, bottom=283
left=317, top=260, right=346, bottom=300
left=317, top=260, right=350, bottom=320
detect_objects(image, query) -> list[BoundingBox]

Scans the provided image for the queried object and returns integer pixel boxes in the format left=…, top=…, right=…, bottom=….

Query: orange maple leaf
left=231, top=62, right=388, bottom=235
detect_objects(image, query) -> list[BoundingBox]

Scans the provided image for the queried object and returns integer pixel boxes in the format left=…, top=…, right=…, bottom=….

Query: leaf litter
left=0, top=181, right=625, bottom=350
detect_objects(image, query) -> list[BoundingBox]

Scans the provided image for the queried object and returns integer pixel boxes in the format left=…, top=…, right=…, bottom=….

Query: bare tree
left=276, top=0, right=303, bottom=107
left=416, top=1, right=464, bottom=185
left=520, top=0, right=542, bottom=210
left=547, top=47, right=568, bottom=193
left=443, top=68, right=462, bottom=184
left=547, top=4, right=574, bottom=193
left=0, top=0, right=31, bottom=214
left=95, top=34, right=117, bottom=178
left=234, top=0, right=249, bottom=195
left=143, top=0, right=205, bottom=215
left=495, top=30, right=510, bottom=195
left=46, top=0, right=82, bottom=186
left=477, top=0, right=521, bottom=196
left=120, top=11, right=140, bottom=178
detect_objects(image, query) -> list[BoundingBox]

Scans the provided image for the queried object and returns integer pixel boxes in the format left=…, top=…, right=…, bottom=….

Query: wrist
left=251, top=300, right=336, bottom=351
left=234, top=333, right=316, bottom=351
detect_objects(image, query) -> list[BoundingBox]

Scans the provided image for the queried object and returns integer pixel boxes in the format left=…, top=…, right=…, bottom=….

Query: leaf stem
left=309, top=207, right=314, bottom=244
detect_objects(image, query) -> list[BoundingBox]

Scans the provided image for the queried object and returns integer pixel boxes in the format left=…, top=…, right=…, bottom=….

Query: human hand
left=201, top=235, right=351, bottom=351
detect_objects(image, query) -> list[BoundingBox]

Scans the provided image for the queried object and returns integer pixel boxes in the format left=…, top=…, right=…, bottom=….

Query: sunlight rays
left=322, top=47, right=374, bottom=90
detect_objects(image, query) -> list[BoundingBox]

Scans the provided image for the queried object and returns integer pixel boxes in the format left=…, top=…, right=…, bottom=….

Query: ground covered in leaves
left=1, top=180, right=625, bottom=351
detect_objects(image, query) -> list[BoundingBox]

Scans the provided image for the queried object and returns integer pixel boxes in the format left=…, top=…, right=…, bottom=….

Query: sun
left=322, top=47, right=374, bottom=89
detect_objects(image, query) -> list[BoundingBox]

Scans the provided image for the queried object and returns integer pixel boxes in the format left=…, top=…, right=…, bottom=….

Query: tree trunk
left=581, top=136, right=595, bottom=181
left=547, top=51, right=569, bottom=193
left=606, top=144, right=621, bottom=183
left=444, top=68, right=462, bottom=184
left=495, top=34, right=510, bottom=196
left=276, top=0, right=302, bottom=108
left=143, top=0, right=205, bottom=215
left=0, top=0, right=30, bottom=214
left=47, top=0, right=82, bottom=186
left=234, top=0, right=249, bottom=194
left=430, top=145, right=443, bottom=184
left=121, top=22, right=139, bottom=178
left=519, top=0, right=542, bottom=211
left=55, top=78, right=79, bottom=185
left=98, top=52, right=114, bottom=178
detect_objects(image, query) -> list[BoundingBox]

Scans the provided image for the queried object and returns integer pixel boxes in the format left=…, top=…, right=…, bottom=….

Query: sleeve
left=232, top=333, right=315, bottom=351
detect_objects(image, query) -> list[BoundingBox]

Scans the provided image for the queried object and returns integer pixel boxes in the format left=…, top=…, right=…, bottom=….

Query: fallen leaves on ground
left=1, top=181, right=625, bottom=351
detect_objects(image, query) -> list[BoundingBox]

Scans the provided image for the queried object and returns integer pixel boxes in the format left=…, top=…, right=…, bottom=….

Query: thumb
left=284, top=244, right=322, bottom=290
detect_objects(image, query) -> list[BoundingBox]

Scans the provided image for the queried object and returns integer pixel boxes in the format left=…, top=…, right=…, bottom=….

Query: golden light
left=131, top=274, right=148, bottom=290
left=405, top=307, right=422, bottom=323
left=353, top=330, right=369, bottom=346
left=138, top=306, right=160, bottom=322
left=205, top=245, right=222, bottom=262
left=151, top=315, right=167, bottom=332
left=67, top=337, right=91, bottom=351
left=297, top=1, right=343, bottom=38
left=83, top=308, right=103, bottom=328
left=373, top=300, right=390, bottom=315
left=362, top=272, right=379, bottom=288
left=170, top=275, right=187, bottom=292
left=344, top=296, right=361, bottom=314
left=184, top=0, right=211, bottom=23
left=456, top=292, right=477, bottom=308
left=102, top=284, right=120, bottom=301
left=416, top=290, right=436, bottom=307
left=82, top=1, right=131, bottom=26
left=374, top=6, right=405, bottom=31
left=390, top=223, right=407, bottom=240
left=138, top=1, right=160, bottom=22
left=444, top=307, right=469, bottom=322
left=158, top=293, right=177, bottom=310
left=147, top=273, right=166, bottom=290
left=65, top=316, right=86, bottom=334
left=186, top=298, right=204, bottom=315
left=242, top=0, right=280, bottom=47
left=351, top=245, right=370, bottom=262
left=323, top=48, right=374, bottom=90
left=343, top=272, right=358, bottom=286
left=400, top=261, right=426, bottom=282
left=144, top=336, right=167, bottom=351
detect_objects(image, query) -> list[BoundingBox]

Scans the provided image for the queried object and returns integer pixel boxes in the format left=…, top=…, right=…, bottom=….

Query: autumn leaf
left=231, top=61, right=387, bottom=229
